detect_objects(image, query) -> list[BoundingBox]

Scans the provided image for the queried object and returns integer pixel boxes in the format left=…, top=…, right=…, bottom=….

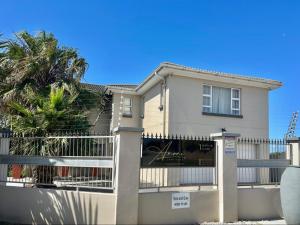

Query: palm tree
left=9, top=84, right=90, bottom=185
left=0, top=31, right=109, bottom=129
left=9, top=83, right=90, bottom=135
left=0, top=31, right=87, bottom=113
left=0, top=31, right=108, bottom=186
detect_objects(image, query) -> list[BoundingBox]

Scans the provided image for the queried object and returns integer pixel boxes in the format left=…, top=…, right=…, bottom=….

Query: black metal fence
left=140, top=134, right=217, bottom=189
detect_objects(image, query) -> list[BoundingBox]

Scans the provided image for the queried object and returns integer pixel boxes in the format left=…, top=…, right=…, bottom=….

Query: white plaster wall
left=0, top=186, right=116, bottom=225
left=138, top=190, right=219, bottom=224
left=138, top=187, right=282, bottom=224
left=114, top=130, right=142, bottom=224
left=238, top=187, right=283, bottom=220
left=142, top=82, right=165, bottom=134
left=110, top=93, right=141, bottom=131
left=167, top=75, right=269, bottom=138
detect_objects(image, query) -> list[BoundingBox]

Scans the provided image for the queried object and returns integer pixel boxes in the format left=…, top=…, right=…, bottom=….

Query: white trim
left=202, top=85, right=212, bottom=112
left=108, top=87, right=138, bottom=95
left=0, top=155, right=114, bottom=168
left=123, top=97, right=133, bottom=115
left=231, top=88, right=241, bottom=115
left=203, top=85, right=242, bottom=116
left=136, top=62, right=282, bottom=95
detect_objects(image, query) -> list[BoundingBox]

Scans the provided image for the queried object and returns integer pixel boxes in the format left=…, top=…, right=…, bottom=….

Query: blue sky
left=1, top=0, right=300, bottom=138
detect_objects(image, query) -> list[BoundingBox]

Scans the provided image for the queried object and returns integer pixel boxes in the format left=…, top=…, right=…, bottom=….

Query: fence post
left=113, top=127, right=143, bottom=225
left=211, top=132, right=240, bottom=223
left=0, top=130, right=10, bottom=185
left=287, top=137, right=300, bottom=166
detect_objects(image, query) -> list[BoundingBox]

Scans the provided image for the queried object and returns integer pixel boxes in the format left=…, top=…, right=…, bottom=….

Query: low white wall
left=238, top=187, right=283, bottom=220
left=0, top=186, right=284, bottom=224
left=138, top=190, right=219, bottom=224
left=0, top=186, right=116, bottom=225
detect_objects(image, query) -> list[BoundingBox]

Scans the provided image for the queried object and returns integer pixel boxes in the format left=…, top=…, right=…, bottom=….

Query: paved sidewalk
left=202, top=219, right=286, bottom=225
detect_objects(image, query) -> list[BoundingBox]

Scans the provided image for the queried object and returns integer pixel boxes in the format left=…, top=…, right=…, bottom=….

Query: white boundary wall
left=238, top=187, right=283, bottom=220
left=0, top=186, right=116, bottom=225
left=138, top=187, right=283, bottom=225
left=138, top=190, right=219, bottom=224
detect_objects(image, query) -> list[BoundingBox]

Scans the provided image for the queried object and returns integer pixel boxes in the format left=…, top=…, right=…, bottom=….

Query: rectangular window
left=231, top=88, right=240, bottom=115
left=202, top=85, right=212, bottom=113
left=123, top=97, right=132, bottom=115
left=202, top=85, right=241, bottom=115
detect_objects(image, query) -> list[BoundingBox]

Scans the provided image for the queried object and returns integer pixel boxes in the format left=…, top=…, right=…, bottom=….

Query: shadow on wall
left=0, top=186, right=115, bottom=225
left=30, top=189, right=98, bottom=225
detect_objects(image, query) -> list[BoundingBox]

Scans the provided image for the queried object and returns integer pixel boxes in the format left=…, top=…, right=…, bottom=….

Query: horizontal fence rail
left=237, top=138, right=290, bottom=186
left=0, top=134, right=116, bottom=191
left=237, top=159, right=290, bottom=168
left=0, top=155, right=114, bottom=168
left=140, top=134, right=217, bottom=189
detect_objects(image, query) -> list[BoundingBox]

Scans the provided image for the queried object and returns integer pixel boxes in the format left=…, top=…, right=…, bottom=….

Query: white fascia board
left=135, top=65, right=166, bottom=95
left=162, top=67, right=282, bottom=90
left=133, top=62, right=282, bottom=95
left=135, top=74, right=164, bottom=95
left=107, top=86, right=138, bottom=95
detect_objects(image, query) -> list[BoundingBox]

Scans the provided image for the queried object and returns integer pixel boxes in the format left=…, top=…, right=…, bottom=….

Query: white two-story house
left=86, top=62, right=282, bottom=138
left=82, top=62, right=283, bottom=185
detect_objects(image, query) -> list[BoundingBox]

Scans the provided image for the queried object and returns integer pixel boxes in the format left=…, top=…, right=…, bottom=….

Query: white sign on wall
left=172, top=192, right=190, bottom=209
left=225, top=138, right=236, bottom=154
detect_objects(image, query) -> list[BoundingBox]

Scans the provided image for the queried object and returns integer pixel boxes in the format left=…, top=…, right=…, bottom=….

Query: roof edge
left=135, top=62, right=282, bottom=94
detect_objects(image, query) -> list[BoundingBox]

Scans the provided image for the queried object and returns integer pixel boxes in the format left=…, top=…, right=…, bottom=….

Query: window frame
left=123, top=97, right=133, bottom=116
left=202, top=84, right=241, bottom=116
left=231, top=88, right=241, bottom=115
left=202, top=85, right=212, bottom=113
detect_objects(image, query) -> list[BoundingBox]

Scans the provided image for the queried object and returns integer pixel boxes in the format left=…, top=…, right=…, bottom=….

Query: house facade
left=86, top=62, right=282, bottom=138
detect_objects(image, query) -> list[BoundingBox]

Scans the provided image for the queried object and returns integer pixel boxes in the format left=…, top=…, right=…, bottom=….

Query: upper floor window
left=123, top=97, right=132, bottom=116
left=231, top=88, right=240, bottom=115
left=202, top=85, right=241, bottom=115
